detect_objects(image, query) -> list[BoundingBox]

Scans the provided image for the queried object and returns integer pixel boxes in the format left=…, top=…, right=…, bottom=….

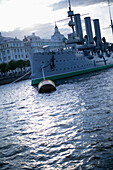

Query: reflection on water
left=0, top=69, right=113, bottom=169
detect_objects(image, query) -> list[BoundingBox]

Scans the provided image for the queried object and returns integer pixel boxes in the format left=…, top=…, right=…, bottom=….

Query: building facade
left=23, top=25, right=65, bottom=58
left=0, top=25, right=65, bottom=64
left=0, top=33, right=28, bottom=64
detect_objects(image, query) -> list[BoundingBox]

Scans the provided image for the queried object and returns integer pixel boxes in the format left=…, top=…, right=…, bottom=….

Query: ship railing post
left=42, top=66, right=45, bottom=80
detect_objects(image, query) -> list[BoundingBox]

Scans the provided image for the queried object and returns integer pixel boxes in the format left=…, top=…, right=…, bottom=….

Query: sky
left=0, top=0, right=113, bottom=42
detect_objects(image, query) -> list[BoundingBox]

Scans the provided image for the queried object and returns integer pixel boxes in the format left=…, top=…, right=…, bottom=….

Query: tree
left=16, top=60, right=25, bottom=73
left=0, top=63, right=9, bottom=75
left=0, top=59, right=31, bottom=76
left=26, top=60, right=30, bottom=67
left=8, top=60, right=17, bottom=74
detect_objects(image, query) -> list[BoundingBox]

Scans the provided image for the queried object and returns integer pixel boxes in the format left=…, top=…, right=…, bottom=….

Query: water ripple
left=0, top=70, right=113, bottom=169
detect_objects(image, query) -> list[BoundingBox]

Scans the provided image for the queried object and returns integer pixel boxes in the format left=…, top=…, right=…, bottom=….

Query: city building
left=0, top=25, right=65, bottom=64
left=0, top=32, right=27, bottom=64
left=23, top=24, right=66, bottom=58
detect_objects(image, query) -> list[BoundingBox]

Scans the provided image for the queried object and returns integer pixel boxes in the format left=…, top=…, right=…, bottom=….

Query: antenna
left=68, top=0, right=71, bottom=10
left=108, top=0, right=113, bottom=34
left=55, top=14, right=89, bottom=23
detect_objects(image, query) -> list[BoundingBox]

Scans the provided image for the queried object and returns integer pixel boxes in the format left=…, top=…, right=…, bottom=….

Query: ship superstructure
left=30, top=0, right=113, bottom=85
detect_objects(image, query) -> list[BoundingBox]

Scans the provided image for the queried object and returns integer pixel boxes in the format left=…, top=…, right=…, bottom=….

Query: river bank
left=0, top=72, right=31, bottom=85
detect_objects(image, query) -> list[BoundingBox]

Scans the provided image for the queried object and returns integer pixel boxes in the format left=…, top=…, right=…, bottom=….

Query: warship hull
left=30, top=51, right=113, bottom=85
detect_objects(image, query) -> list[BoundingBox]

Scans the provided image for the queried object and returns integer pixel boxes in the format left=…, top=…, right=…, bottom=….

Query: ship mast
left=67, top=0, right=75, bottom=35
left=68, top=0, right=71, bottom=11
left=108, top=0, right=113, bottom=34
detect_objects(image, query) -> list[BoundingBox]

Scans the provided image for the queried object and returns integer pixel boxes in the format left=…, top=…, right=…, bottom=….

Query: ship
left=30, top=0, right=113, bottom=86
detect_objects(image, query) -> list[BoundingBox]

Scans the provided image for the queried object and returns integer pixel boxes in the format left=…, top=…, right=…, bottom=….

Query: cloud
left=2, top=23, right=54, bottom=40
left=51, top=0, right=113, bottom=11
left=0, top=0, right=9, bottom=3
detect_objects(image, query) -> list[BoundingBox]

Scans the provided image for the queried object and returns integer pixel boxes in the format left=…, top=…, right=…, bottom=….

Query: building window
left=3, top=51, right=5, bottom=55
left=15, top=55, right=17, bottom=59
left=8, top=56, right=11, bottom=60
left=14, top=49, right=16, bottom=52
left=18, top=55, right=20, bottom=58
left=4, top=57, right=6, bottom=61
left=7, top=50, right=10, bottom=54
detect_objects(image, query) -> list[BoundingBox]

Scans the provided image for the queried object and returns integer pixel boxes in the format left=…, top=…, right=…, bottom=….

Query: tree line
left=0, top=60, right=30, bottom=75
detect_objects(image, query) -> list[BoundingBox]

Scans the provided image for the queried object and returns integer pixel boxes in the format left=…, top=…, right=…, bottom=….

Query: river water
left=0, top=69, right=113, bottom=170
